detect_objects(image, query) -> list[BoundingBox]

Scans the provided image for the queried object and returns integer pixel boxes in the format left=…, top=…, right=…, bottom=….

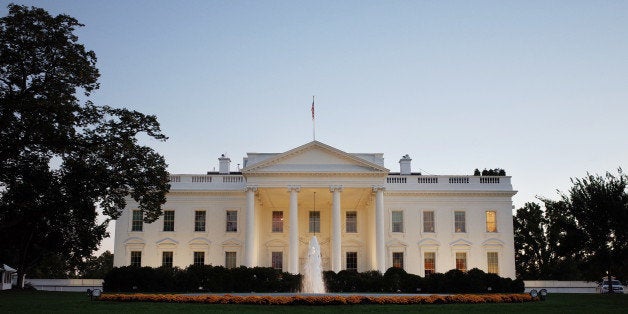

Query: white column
left=330, top=185, right=342, bottom=273
left=244, top=186, right=257, bottom=267
left=374, top=186, right=386, bottom=273
left=289, top=186, right=300, bottom=274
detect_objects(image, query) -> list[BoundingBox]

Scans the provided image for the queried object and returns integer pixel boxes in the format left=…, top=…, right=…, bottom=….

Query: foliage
left=103, top=265, right=301, bottom=293
left=98, top=293, right=535, bottom=305
left=79, top=251, right=114, bottom=279
left=104, top=265, right=521, bottom=294
left=0, top=4, right=169, bottom=286
left=322, top=267, right=521, bottom=293
left=514, top=202, right=550, bottom=279
left=474, top=168, right=506, bottom=176
left=514, top=169, right=628, bottom=281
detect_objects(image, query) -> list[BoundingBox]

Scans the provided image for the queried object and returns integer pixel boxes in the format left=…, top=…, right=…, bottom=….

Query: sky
left=4, top=1, right=628, bottom=255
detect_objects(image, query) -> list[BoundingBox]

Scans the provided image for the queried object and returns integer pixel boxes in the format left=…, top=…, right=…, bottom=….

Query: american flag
left=311, top=97, right=315, bottom=120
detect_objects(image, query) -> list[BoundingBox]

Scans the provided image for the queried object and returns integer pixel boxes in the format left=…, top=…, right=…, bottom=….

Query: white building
left=113, top=141, right=517, bottom=278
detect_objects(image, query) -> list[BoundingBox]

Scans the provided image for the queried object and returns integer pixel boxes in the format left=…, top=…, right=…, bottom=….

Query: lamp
left=539, top=289, right=548, bottom=301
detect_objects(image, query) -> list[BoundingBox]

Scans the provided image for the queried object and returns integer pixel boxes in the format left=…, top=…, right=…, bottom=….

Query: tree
left=513, top=202, right=549, bottom=279
left=559, top=169, right=628, bottom=290
left=79, top=251, right=114, bottom=279
left=0, top=4, right=170, bottom=287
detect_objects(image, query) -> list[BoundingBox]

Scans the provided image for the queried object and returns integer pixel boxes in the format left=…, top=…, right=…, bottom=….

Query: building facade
left=113, top=141, right=517, bottom=278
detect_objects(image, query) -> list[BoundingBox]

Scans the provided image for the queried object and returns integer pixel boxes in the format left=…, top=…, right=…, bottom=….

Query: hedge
left=103, top=265, right=523, bottom=293
left=103, top=265, right=301, bottom=293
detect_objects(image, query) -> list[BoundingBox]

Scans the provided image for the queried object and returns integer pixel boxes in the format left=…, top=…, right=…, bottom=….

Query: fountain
left=301, top=235, right=326, bottom=293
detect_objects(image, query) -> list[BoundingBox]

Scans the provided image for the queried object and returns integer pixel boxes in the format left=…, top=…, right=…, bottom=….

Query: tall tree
left=0, top=4, right=169, bottom=287
left=560, top=169, right=628, bottom=289
left=513, top=202, right=549, bottom=279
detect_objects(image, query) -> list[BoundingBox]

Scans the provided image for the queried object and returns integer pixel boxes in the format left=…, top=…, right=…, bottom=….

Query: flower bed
left=99, top=293, right=535, bottom=305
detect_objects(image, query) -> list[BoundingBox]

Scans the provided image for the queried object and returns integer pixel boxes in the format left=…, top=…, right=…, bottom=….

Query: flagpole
left=311, top=95, right=316, bottom=141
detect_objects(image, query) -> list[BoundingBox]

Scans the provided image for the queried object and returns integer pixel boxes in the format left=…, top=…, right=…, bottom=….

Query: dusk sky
left=5, top=1, right=627, bottom=254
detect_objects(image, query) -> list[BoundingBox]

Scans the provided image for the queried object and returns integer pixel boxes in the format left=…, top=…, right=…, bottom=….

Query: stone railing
left=385, top=175, right=512, bottom=191
left=168, top=174, right=246, bottom=190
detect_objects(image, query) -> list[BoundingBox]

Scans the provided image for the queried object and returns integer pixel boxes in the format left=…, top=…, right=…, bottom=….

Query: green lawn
left=1, top=291, right=626, bottom=313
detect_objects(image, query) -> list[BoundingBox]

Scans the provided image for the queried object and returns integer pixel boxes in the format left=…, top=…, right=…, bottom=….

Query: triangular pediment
left=242, top=141, right=388, bottom=174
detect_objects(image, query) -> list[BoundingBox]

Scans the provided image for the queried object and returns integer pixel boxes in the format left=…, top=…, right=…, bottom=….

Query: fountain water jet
left=301, top=235, right=326, bottom=293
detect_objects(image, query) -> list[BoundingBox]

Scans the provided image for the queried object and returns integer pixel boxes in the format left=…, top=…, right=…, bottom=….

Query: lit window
left=346, top=211, right=357, bottom=233
left=392, top=211, right=404, bottom=233
left=455, top=252, right=467, bottom=272
left=392, top=252, right=404, bottom=269
left=423, top=211, right=435, bottom=233
left=225, top=251, right=236, bottom=269
left=486, top=211, right=497, bottom=232
left=309, top=211, right=320, bottom=233
left=131, top=210, right=143, bottom=232
left=272, top=211, right=283, bottom=233
left=226, top=211, right=238, bottom=232
left=454, top=211, right=466, bottom=233
left=193, top=252, right=205, bottom=266
left=194, top=211, right=206, bottom=232
left=163, top=210, right=175, bottom=231
left=424, top=252, right=436, bottom=276
left=487, top=252, right=499, bottom=274
left=271, top=251, right=283, bottom=270
left=162, top=251, right=173, bottom=267
left=346, top=252, right=357, bottom=271
left=130, top=251, right=141, bottom=267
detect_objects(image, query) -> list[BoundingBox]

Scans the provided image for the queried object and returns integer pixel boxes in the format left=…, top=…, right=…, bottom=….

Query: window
left=272, top=211, right=283, bottom=233
left=455, top=252, right=467, bottom=272
left=226, top=210, right=238, bottom=232
left=163, top=210, right=175, bottom=231
left=193, top=252, right=205, bottom=266
left=194, top=211, right=206, bottom=232
left=346, top=211, right=357, bottom=233
left=487, top=252, right=499, bottom=274
left=225, top=251, right=236, bottom=269
left=346, top=252, right=357, bottom=271
left=131, top=210, right=143, bottom=232
left=454, top=211, right=466, bottom=232
left=130, top=251, right=141, bottom=267
left=392, top=211, right=404, bottom=232
left=309, top=211, right=320, bottom=233
left=162, top=251, right=173, bottom=267
left=392, top=252, right=404, bottom=269
left=423, top=211, right=435, bottom=233
left=486, top=211, right=497, bottom=232
left=271, top=251, right=283, bottom=270
left=424, top=252, right=436, bottom=276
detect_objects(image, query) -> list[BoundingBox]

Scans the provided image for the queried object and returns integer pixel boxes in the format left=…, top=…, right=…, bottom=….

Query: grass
left=0, top=290, right=626, bottom=313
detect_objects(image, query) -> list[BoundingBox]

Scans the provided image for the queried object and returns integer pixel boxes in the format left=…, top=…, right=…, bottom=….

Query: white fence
left=524, top=280, right=601, bottom=293
left=26, top=279, right=103, bottom=292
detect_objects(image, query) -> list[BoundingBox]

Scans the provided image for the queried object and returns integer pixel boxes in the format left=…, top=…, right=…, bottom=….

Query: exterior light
left=539, top=289, right=548, bottom=301
left=529, top=289, right=538, bottom=298
left=487, top=286, right=492, bottom=292
left=88, top=288, right=101, bottom=300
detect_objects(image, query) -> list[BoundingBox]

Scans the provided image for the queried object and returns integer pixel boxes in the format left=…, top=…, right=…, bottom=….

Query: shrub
left=104, top=265, right=300, bottom=293
left=103, top=265, right=523, bottom=293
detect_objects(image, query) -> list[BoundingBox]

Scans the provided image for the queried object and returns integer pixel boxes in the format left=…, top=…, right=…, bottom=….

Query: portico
left=241, top=141, right=389, bottom=274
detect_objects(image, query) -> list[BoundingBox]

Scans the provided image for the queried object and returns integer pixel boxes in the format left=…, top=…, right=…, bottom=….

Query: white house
left=113, top=141, right=517, bottom=278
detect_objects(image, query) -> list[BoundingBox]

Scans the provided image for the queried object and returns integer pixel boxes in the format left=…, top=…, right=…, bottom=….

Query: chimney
left=399, top=154, right=412, bottom=175
left=218, top=154, right=231, bottom=174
